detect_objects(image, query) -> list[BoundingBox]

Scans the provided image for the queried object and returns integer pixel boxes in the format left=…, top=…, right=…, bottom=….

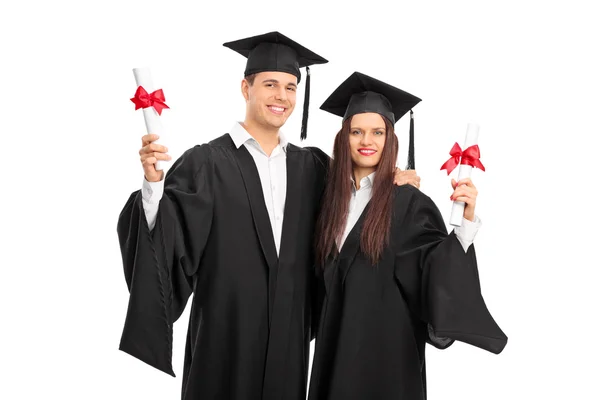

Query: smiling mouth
left=268, top=105, right=286, bottom=115
left=358, top=149, right=377, bottom=156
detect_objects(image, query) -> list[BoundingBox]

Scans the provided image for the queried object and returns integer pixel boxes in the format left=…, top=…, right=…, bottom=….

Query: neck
left=352, top=166, right=375, bottom=190
left=242, top=119, right=280, bottom=155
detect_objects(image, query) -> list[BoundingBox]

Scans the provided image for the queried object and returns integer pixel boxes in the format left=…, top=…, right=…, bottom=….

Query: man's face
left=243, top=71, right=297, bottom=130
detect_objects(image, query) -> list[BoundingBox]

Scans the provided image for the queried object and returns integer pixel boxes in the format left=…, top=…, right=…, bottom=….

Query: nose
left=274, top=86, right=288, bottom=102
left=360, top=132, right=373, bottom=146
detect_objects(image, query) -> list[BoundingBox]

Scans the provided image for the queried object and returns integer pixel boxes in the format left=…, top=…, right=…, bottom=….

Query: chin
left=353, top=159, right=379, bottom=169
left=267, top=117, right=287, bottom=128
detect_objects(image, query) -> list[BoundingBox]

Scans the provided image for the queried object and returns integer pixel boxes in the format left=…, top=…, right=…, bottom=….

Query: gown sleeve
left=393, top=187, right=507, bottom=354
left=116, top=144, right=214, bottom=376
left=306, top=146, right=330, bottom=341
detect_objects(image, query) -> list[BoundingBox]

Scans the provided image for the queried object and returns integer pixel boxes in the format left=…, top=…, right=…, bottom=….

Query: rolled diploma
left=449, top=123, right=479, bottom=227
left=133, top=67, right=167, bottom=171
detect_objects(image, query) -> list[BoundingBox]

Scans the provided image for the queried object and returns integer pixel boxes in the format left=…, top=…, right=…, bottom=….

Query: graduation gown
left=117, top=134, right=329, bottom=400
left=308, top=185, right=507, bottom=400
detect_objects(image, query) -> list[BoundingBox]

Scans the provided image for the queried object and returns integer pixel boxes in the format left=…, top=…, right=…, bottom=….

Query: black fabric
left=320, top=71, right=420, bottom=124
left=117, top=136, right=330, bottom=400
left=407, top=110, right=415, bottom=169
left=223, top=31, right=328, bottom=83
left=308, top=185, right=507, bottom=400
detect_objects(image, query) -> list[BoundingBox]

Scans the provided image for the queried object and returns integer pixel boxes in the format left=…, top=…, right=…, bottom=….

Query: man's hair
left=245, top=74, right=257, bottom=86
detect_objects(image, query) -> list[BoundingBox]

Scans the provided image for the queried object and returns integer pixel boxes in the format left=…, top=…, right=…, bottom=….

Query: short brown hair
left=244, top=73, right=257, bottom=86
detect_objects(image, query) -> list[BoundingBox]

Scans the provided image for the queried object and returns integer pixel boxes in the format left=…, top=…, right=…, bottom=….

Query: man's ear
left=241, top=79, right=250, bottom=102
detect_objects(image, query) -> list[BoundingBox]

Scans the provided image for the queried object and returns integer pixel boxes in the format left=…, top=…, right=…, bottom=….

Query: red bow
left=130, top=86, right=169, bottom=115
left=440, top=143, right=486, bottom=175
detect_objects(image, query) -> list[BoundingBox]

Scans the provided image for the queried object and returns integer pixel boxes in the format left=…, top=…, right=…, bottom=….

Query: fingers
left=451, top=178, right=476, bottom=191
left=456, top=177, right=475, bottom=188
left=139, top=134, right=168, bottom=182
left=450, top=185, right=478, bottom=205
left=140, top=152, right=172, bottom=163
left=393, top=170, right=421, bottom=188
left=451, top=195, right=474, bottom=204
left=139, top=142, right=169, bottom=155
left=142, top=156, right=158, bottom=168
left=394, top=179, right=420, bottom=189
left=450, top=184, right=476, bottom=198
left=413, top=176, right=421, bottom=187
left=141, top=133, right=160, bottom=147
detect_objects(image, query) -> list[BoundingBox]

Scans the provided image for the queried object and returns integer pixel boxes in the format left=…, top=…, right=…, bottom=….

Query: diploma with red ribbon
left=131, top=86, right=169, bottom=115
left=131, top=68, right=169, bottom=171
left=440, top=143, right=485, bottom=175
left=441, top=123, right=485, bottom=227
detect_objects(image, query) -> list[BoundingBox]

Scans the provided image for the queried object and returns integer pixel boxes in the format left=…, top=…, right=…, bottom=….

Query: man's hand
left=393, top=168, right=421, bottom=189
left=140, top=134, right=171, bottom=182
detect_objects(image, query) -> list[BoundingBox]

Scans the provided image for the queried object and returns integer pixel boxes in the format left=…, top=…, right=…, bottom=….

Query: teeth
left=359, top=150, right=375, bottom=155
left=270, top=106, right=284, bottom=112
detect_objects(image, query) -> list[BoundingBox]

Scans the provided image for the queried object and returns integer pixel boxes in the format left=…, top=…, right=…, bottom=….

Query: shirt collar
left=351, top=171, right=376, bottom=191
left=229, top=122, right=288, bottom=152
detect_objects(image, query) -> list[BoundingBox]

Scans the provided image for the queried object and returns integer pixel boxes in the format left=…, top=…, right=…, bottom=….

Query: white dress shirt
left=336, top=172, right=481, bottom=253
left=142, top=122, right=288, bottom=255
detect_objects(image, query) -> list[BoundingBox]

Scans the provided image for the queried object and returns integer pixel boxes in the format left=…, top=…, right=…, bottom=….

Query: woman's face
left=348, top=112, right=387, bottom=172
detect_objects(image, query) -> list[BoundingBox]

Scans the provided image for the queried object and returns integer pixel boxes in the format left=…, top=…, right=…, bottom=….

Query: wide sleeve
left=393, top=188, right=507, bottom=354
left=116, top=144, right=214, bottom=376
left=310, top=264, right=327, bottom=341
left=305, top=146, right=330, bottom=341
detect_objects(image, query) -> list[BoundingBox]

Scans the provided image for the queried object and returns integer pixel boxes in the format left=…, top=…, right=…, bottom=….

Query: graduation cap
left=320, top=71, right=421, bottom=169
left=223, top=31, right=328, bottom=140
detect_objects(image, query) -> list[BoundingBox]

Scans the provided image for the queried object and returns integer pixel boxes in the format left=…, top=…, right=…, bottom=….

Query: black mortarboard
left=223, top=31, right=328, bottom=140
left=320, top=72, right=422, bottom=169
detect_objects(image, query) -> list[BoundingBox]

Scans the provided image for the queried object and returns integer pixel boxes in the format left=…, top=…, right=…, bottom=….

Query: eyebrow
left=351, top=127, right=386, bottom=131
left=262, top=79, right=297, bottom=88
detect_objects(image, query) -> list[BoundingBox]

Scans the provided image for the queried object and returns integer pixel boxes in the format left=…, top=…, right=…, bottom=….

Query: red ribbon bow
left=130, top=85, right=169, bottom=115
left=440, top=143, right=486, bottom=175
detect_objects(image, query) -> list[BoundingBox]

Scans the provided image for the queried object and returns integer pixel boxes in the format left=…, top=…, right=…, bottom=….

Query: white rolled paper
left=133, top=67, right=167, bottom=171
left=449, top=123, right=479, bottom=227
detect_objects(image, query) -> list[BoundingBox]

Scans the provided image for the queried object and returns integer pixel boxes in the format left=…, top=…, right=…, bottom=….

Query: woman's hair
left=315, top=115, right=398, bottom=266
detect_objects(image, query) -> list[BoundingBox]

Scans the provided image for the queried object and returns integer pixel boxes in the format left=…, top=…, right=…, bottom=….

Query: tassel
left=406, top=110, right=415, bottom=170
left=300, top=66, right=311, bottom=140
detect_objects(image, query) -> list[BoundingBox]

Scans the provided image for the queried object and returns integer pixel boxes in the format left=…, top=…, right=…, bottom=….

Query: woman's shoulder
left=392, top=185, right=439, bottom=220
left=393, top=184, right=432, bottom=204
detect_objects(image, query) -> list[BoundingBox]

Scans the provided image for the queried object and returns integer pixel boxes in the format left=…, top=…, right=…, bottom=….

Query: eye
left=374, top=131, right=385, bottom=135
left=351, top=130, right=361, bottom=135
left=287, top=87, right=296, bottom=92
left=266, top=83, right=275, bottom=88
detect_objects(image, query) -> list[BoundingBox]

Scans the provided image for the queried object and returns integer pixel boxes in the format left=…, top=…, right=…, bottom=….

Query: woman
left=308, top=72, right=507, bottom=400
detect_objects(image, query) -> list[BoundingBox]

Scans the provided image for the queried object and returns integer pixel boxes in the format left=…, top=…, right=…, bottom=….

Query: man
left=117, top=32, right=420, bottom=400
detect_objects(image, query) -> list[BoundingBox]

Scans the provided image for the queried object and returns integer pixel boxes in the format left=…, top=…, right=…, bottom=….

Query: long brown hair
left=315, top=115, right=399, bottom=266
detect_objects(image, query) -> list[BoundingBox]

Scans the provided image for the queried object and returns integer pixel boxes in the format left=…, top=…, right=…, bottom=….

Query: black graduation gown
left=117, top=134, right=329, bottom=400
left=308, top=185, right=507, bottom=400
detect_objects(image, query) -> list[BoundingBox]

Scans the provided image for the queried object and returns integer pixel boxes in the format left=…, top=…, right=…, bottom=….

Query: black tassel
left=300, top=66, right=311, bottom=140
left=406, top=110, right=415, bottom=170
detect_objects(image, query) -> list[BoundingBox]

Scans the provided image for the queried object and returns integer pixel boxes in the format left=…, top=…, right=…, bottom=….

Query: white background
left=2, top=0, right=599, bottom=398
